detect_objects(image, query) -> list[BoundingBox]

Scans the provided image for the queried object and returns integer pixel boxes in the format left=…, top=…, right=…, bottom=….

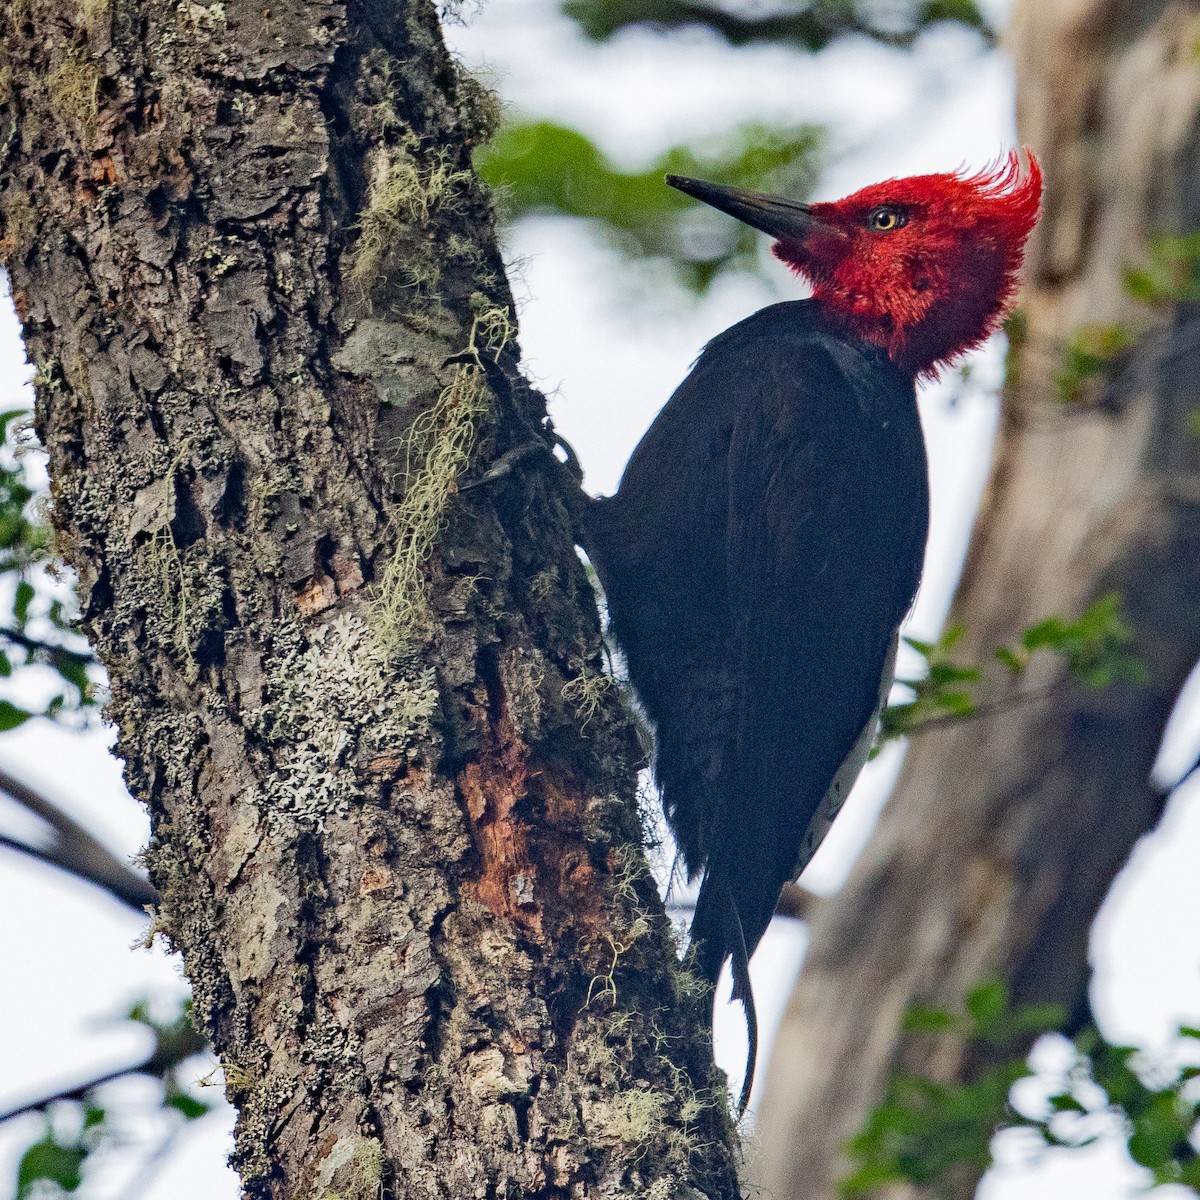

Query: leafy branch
left=878, top=594, right=1146, bottom=748
left=477, top=120, right=820, bottom=291
left=8, top=999, right=215, bottom=1200
left=843, top=979, right=1200, bottom=1197
left=561, top=0, right=995, bottom=53
left=0, top=405, right=102, bottom=728
left=1052, top=229, right=1200, bottom=405
left=1124, top=231, right=1200, bottom=308
left=1053, top=322, right=1140, bottom=405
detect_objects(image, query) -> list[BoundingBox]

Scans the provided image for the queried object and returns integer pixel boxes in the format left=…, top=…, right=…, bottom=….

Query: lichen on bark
left=0, top=0, right=742, bottom=1195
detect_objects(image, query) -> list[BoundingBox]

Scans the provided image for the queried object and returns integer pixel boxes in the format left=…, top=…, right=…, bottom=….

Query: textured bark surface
left=0, top=2, right=741, bottom=1196
left=755, top=3, right=1200, bottom=1197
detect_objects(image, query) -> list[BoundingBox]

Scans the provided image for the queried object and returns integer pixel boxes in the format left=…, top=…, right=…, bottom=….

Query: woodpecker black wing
left=687, top=333, right=928, bottom=990
left=582, top=301, right=928, bottom=987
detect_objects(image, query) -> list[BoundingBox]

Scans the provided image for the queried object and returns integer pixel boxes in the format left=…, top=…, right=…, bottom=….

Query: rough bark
left=755, top=2, right=1200, bottom=1197
left=0, top=2, right=741, bottom=1196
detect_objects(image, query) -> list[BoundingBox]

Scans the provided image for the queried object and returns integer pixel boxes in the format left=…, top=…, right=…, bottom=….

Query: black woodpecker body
left=583, top=305, right=927, bottom=1055
left=574, top=154, right=1043, bottom=1111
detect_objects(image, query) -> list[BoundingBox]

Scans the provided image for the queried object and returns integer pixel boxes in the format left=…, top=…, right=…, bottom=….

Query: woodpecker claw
left=457, top=441, right=545, bottom=492
left=549, top=429, right=584, bottom=483
left=457, top=433, right=591, bottom=528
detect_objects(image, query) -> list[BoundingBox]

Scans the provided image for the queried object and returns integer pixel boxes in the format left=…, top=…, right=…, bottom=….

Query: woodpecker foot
left=459, top=429, right=587, bottom=511
left=457, top=441, right=546, bottom=492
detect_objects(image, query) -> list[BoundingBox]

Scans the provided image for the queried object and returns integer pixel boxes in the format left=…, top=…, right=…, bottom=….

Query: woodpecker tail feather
left=725, top=893, right=758, bottom=1118
left=690, top=875, right=759, bottom=1117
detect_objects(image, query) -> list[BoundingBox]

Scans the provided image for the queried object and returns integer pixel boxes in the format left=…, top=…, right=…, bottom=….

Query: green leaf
left=18, top=1134, right=86, bottom=1196
left=166, top=1091, right=211, bottom=1121
left=1128, top=1119, right=1180, bottom=1171
left=1053, top=323, right=1138, bottom=404
left=934, top=690, right=977, bottom=716
left=845, top=992, right=1200, bottom=1198
left=55, top=654, right=91, bottom=696
left=0, top=408, right=29, bottom=437
left=1122, top=231, right=1200, bottom=306
left=1011, top=1001, right=1069, bottom=1034
left=939, top=624, right=967, bottom=650
left=839, top=1161, right=904, bottom=1196
left=994, top=645, right=1026, bottom=674
left=902, top=1005, right=958, bottom=1033
left=13, top=579, right=34, bottom=624
left=1022, top=617, right=1066, bottom=651
left=0, top=699, right=33, bottom=731
left=965, top=979, right=1010, bottom=1036
left=1019, top=594, right=1145, bottom=689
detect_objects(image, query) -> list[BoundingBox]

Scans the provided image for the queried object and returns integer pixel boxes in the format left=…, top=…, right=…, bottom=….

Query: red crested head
left=668, top=151, right=1043, bottom=380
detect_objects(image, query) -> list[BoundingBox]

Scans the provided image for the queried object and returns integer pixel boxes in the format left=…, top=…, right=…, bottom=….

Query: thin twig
left=0, top=1058, right=157, bottom=1124
left=0, top=626, right=98, bottom=665
left=898, top=680, right=1069, bottom=740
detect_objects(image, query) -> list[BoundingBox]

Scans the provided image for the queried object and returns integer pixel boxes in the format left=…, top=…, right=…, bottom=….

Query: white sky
left=0, top=0, right=1198, bottom=1197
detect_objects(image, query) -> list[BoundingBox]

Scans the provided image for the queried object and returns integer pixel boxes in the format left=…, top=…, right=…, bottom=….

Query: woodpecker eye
left=867, top=206, right=907, bottom=233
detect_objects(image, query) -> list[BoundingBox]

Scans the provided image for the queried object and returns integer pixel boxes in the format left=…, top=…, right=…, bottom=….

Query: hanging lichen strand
left=369, top=302, right=516, bottom=652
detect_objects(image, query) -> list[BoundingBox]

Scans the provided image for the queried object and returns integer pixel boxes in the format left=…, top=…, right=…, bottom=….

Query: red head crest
left=669, top=151, right=1043, bottom=379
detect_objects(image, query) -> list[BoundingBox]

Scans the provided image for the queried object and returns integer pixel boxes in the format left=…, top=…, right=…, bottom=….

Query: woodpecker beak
left=666, top=175, right=831, bottom=242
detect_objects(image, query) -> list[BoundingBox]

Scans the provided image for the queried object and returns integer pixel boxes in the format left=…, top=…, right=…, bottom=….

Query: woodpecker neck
left=798, top=246, right=1014, bottom=381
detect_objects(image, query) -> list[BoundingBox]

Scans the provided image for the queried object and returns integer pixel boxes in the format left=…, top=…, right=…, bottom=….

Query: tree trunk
left=755, top=2, right=1200, bottom=1196
left=0, top=2, right=741, bottom=1196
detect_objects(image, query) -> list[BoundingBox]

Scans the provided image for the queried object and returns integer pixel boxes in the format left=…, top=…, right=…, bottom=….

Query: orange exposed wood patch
left=293, top=572, right=337, bottom=616
left=329, top=549, right=364, bottom=595
left=292, top=550, right=363, bottom=617
left=359, top=863, right=392, bottom=895
left=77, top=155, right=122, bottom=205
left=459, top=709, right=537, bottom=931
left=461, top=687, right=609, bottom=949
left=365, top=753, right=406, bottom=779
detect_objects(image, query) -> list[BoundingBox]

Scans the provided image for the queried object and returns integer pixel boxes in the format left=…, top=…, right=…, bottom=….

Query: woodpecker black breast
left=580, top=300, right=929, bottom=1107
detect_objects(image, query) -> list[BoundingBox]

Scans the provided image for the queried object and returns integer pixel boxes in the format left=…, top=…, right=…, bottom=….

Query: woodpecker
left=578, top=151, right=1042, bottom=1111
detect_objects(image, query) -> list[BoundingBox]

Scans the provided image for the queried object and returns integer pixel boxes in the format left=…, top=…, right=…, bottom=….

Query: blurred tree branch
left=4, top=999, right=214, bottom=1200
left=757, top=4, right=1200, bottom=1196
left=0, top=765, right=158, bottom=911
left=562, top=0, right=994, bottom=50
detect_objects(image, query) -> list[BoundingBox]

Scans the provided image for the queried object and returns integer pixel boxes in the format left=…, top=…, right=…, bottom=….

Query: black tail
left=690, top=875, right=759, bottom=1117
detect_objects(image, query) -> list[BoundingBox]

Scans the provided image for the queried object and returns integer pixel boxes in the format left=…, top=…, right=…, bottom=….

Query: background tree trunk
left=0, top=1, right=741, bottom=1196
left=755, top=2, right=1200, bottom=1196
